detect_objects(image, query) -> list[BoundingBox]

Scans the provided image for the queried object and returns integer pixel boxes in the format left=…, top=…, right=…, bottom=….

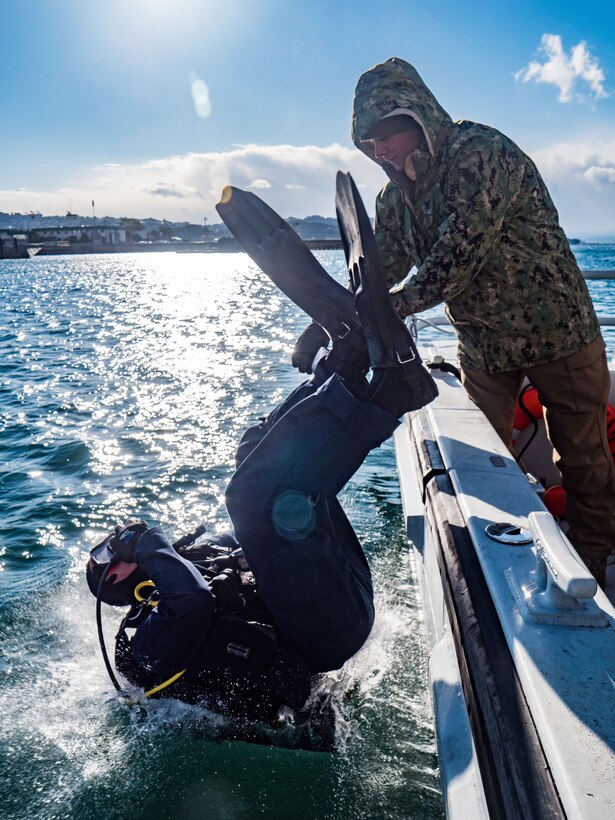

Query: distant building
left=170, top=222, right=207, bottom=241
left=29, top=224, right=127, bottom=245
left=0, top=231, right=29, bottom=258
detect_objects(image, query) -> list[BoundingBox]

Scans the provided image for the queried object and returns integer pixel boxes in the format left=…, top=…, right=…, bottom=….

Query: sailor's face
left=366, top=118, right=425, bottom=172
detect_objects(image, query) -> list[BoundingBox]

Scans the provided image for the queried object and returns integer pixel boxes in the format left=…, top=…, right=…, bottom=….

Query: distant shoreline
left=1, top=236, right=614, bottom=262
left=11, top=238, right=343, bottom=259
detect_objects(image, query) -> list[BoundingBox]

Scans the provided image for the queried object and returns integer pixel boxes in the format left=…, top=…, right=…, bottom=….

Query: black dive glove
left=291, top=322, right=330, bottom=374
left=211, top=569, right=244, bottom=612
left=110, top=518, right=148, bottom=563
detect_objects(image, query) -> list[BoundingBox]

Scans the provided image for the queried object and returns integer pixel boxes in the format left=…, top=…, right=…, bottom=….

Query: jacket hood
left=352, top=58, right=452, bottom=168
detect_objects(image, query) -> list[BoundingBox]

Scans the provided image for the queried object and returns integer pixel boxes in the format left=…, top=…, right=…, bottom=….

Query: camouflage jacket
left=352, top=58, right=599, bottom=374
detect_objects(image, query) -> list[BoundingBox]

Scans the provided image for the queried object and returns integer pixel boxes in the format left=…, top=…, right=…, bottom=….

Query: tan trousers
left=462, top=336, right=615, bottom=566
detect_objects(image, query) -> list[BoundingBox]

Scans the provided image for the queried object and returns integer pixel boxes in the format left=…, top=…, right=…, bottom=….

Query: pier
left=17, top=238, right=346, bottom=256
left=579, top=270, right=615, bottom=279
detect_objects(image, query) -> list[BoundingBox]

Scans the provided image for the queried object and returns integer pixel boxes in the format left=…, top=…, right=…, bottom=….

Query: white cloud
left=531, top=139, right=615, bottom=180
left=515, top=34, right=609, bottom=103
left=2, top=136, right=614, bottom=237
left=584, top=166, right=615, bottom=184
left=529, top=137, right=615, bottom=233
left=0, top=143, right=384, bottom=222
left=146, top=182, right=204, bottom=199
left=248, top=179, right=271, bottom=189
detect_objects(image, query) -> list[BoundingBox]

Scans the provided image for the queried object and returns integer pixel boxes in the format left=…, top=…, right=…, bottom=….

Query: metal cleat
left=506, top=512, right=608, bottom=626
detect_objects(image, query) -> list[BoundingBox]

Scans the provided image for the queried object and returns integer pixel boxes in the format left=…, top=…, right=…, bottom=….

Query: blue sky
left=2, top=0, right=614, bottom=236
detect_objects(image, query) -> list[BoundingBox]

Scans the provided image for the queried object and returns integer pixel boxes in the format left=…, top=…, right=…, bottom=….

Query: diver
left=87, top=179, right=437, bottom=719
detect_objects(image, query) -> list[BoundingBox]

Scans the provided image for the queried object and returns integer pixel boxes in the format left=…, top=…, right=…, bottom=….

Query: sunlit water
left=0, top=252, right=441, bottom=819
left=2, top=246, right=613, bottom=819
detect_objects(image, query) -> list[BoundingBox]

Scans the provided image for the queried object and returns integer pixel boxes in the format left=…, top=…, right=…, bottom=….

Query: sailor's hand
left=211, top=569, right=244, bottom=612
left=291, top=322, right=330, bottom=374
left=110, top=518, right=148, bottom=563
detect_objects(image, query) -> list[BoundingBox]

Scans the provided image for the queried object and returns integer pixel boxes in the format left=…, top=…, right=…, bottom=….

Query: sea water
left=0, top=247, right=613, bottom=820
left=0, top=251, right=439, bottom=820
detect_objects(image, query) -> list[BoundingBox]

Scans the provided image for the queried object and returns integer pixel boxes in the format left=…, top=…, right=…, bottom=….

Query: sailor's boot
left=578, top=548, right=608, bottom=590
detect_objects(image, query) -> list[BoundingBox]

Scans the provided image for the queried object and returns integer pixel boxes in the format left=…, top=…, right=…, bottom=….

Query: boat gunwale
left=409, top=408, right=564, bottom=819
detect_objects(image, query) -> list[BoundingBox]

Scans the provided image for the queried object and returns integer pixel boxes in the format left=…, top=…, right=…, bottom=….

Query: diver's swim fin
left=216, top=187, right=361, bottom=341
left=335, top=171, right=438, bottom=408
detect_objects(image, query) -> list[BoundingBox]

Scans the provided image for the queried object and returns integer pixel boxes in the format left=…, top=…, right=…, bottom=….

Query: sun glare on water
left=0, top=252, right=441, bottom=818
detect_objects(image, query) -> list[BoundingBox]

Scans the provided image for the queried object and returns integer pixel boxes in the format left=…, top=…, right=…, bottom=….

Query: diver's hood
left=352, top=58, right=452, bottom=180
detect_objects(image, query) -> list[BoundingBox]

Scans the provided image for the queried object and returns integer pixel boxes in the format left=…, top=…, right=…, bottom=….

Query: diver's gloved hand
left=110, top=518, right=148, bottom=563
left=291, top=321, right=330, bottom=373
left=211, top=569, right=244, bottom=612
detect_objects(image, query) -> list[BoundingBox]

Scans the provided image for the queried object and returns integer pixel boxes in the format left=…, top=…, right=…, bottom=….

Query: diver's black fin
left=216, top=187, right=361, bottom=341
left=335, top=171, right=438, bottom=408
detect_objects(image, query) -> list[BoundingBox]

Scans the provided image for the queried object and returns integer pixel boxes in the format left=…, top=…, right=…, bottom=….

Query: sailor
left=336, top=56, right=614, bottom=587
left=87, top=215, right=437, bottom=715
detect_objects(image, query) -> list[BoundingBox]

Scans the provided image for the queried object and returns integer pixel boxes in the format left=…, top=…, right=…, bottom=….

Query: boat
left=394, top=299, right=615, bottom=818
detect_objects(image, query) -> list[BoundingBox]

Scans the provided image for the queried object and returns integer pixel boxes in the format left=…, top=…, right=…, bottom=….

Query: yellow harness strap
left=131, top=581, right=188, bottom=697
left=144, top=668, right=187, bottom=697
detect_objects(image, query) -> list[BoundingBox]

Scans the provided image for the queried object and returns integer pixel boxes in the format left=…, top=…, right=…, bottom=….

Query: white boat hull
left=395, top=337, right=615, bottom=819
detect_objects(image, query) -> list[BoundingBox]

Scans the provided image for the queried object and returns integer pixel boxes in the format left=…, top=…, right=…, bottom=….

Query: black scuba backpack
left=114, top=536, right=311, bottom=719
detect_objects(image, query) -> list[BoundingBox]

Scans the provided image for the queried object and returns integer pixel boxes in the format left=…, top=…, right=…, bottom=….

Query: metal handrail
left=582, top=270, right=615, bottom=279
left=412, top=314, right=615, bottom=329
